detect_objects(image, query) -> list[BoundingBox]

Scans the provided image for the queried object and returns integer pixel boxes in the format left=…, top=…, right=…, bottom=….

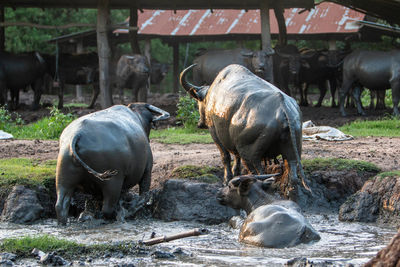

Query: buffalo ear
left=238, top=176, right=256, bottom=196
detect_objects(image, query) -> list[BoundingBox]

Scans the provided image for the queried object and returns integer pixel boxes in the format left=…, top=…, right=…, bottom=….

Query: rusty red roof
left=114, top=2, right=365, bottom=37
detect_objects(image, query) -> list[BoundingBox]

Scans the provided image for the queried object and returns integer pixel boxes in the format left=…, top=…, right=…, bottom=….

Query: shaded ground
left=1, top=91, right=399, bottom=190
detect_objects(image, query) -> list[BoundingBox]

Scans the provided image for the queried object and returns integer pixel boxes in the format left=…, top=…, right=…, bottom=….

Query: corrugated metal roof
left=114, top=2, right=365, bottom=37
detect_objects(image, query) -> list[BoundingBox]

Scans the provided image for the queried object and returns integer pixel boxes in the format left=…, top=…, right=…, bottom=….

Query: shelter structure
left=49, top=2, right=396, bottom=92
left=0, top=0, right=314, bottom=108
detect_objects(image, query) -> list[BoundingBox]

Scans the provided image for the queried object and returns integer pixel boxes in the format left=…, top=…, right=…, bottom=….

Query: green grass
left=339, top=117, right=400, bottom=137
left=170, top=165, right=222, bottom=183
left=0, top=158, right=56, bottom=188
left=303, top=158, right=380, bottom=174
left=0, top=235, right=136, bottom=258
left=2, top=106, right=76, bottom=140
left=150, top=126, right=213, bottom=144
left=376, top=170, right=400, bottom=179
left=63, top=103, right=89, bottom=108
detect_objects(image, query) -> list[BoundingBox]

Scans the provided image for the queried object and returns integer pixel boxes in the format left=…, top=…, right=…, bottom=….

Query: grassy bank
left=339, top=117, right=400, bottom=137
left=0, top=235, right=137, bottom=259
left=150, top=126, right=213, bottom=144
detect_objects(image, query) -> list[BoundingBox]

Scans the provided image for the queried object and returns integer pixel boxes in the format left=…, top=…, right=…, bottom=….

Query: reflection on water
left=0, top=214, right=396, bottom=266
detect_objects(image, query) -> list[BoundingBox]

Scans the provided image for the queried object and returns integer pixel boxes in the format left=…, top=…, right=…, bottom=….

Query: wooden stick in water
left=141, top=228, right=209, bottom=246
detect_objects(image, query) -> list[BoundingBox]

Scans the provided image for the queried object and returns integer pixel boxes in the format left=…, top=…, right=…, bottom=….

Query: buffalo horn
left=239, top=173, right=280, bottom=180
left=179, top=64, right=204, bottom=100
left=146, top=104, right=170, bottom=122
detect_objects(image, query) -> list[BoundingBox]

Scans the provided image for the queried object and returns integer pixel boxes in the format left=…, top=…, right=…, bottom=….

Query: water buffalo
left=150, top=58, right=169, bottom=85
left=192, top=48, right=274, bottom=85
left=339, top=49, right=400, bottom=116
left=0, top=51, right=47, bottom=110
left=273, top=45, right=311, bottom=98
left=55, top=103, right=170, bottom=225
left=43, top=53, right=99, bottom=109
left=217, top=175, right=320, bottom=248
left=298, top=49, right=338, bottom=107
left=180, top=64, right=309, bottom=194
left=116, top=54, right=150, bottom=103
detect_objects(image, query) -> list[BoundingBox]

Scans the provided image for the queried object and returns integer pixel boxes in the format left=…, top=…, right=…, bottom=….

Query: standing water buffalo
left=43, top=53, right=99, bottom=109
left=180, top=64, right=309, bottom=194
left=339, top=49, right=400, bottom=116
left=192, top=48, right=274, bottom=85
left=55, top=103, right=169, bottom=225
left=0, top=51, right=47, bottom=110
left=116, top=54, right=150, bottom=103
left=273, top=44, right=311, bottom=98
left=150, top=58, right=169, bottom=86
left=217, top=175, right=320, bottom=247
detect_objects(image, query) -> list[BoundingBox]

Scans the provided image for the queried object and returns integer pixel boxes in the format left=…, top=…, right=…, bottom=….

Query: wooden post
left=0, top=6, right=4, bottom=52
left=97, top=0, right=113, bottom=108
left=274, top=4, right=287, bottom=46
left=328, top=40, right=337, bottom=50
left=173, top=42, right=179, bottom=93
left=260, top=1, right=272, bottom=50
left=260, top=1, right=274, bottom=83
left=76, top=40, right=84, bottom=102
left=129, top=7, right=141, bottom=54
left=144, top=38, right=151, bottom=94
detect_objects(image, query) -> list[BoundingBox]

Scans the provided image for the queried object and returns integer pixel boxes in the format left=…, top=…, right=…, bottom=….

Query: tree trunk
left=96, top=0, right=113, bottom=108
left=274, top=4, right=287, bottom=47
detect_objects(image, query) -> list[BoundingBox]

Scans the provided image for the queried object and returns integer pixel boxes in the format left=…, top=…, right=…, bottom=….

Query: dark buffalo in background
left=0, top=51, right=47, bottom=110
left=339, top=49, right=400, bottom=116
left=273, top=44, right=311, bottom=98
left=55, top=103, right=170, bottom=225
left=116, top=54, right=150, bottom=103
left=43, top=52, right=99, bottom=109
left=180, top=64, right=309, bottom=198
left=192, top=48, right=275, bottom=85
left=150, top=58, right=169, bottom=86
left=298, top=49, right=339, bottom=107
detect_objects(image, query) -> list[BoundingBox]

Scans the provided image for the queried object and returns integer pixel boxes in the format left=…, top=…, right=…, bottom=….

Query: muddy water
left=0, top=214, right=396, bottom=266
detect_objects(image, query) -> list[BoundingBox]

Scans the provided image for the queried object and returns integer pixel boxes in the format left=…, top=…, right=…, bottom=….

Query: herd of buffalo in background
left=0, top=42, right=399, bottom=117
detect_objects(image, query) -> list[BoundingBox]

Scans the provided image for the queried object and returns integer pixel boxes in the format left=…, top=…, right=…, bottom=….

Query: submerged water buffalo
left=180, top=64, right=309, bottom=194
left=116, top=54, right=150, bottom=103
left=0, top=51, right=47, bottom=110
left=339, top=49, right=400, bottom=116
left=55, top=103, right=170, bottom=225
left=217, top=175, right=320, bottom=247
left=192, top=48, right=274, bottom=85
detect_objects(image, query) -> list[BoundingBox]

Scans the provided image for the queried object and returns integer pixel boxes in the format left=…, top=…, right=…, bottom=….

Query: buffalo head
left=217, top=175, right=277, bottom=213
left=241, top=48, right=274, bottom=82
left=127, top=103, right=170, bottom=136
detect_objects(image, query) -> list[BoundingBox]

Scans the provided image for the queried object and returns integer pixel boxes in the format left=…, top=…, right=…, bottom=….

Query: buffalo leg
left=376, top=90, right=386, bottom=110
left=88, top=83, right=100, bottom=109
left=55, top=186, right=74, bottom=225
left=58, top=82, right=64, bottom=109
left=339, top=78, right=354, bottom=116
left=315, top=81, right=327, bottom=107
left=329, top=78, right=337, bottom=107
left=101, top=177, right=124, bottom=220
left=299, top=83, right=308, bottom=107
left=32, top=78, right=43, bottom=110
left=139, top=162, right=152, bottom=195
left=391, top=82, right=400, bottom=116
left=232, top=152, right=241, bottom=177
left=352, top=86, right=366, bottom=116
left=209, top=129, right=232, bottom=184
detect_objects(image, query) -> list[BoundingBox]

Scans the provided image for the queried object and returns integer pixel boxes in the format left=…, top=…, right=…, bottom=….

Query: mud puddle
left=0, top=214, right=396, bottom=266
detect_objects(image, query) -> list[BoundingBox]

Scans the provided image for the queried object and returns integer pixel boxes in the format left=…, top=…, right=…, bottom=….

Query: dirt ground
left=1, top=91, right=399, bottom=190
